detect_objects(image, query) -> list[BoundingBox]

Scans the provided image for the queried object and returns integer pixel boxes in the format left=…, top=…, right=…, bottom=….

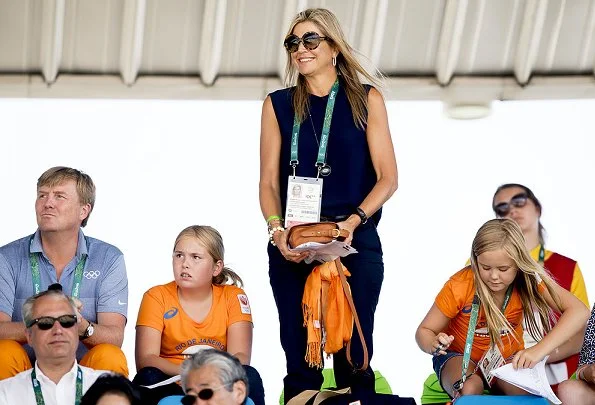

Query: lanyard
left=31, top=366, right=83, bottom=405
left=289, top=79, right=339, bottom=177
left=29, top=238, right=87, bottom=298
left=538, top=244, right=545, bottom=264
left=459, top=284, right=513, bottom=389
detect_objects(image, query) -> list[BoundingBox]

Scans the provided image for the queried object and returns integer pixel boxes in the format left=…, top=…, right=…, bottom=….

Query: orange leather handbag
left=287, top=222, right=349, bottom=248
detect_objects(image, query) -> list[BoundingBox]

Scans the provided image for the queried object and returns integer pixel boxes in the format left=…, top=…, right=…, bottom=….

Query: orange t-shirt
left=435, top=268, right=525, bottom=363
left=136, top=281, right=253, bottom=365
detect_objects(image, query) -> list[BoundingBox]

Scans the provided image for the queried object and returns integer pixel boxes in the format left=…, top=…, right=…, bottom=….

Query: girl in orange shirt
left=415, top=219, right=589, bottom=400
left=133, top=225, right=264, bottom=405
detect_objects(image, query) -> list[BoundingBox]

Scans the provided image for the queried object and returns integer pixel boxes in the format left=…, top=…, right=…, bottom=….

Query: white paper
left=141, top=374, right=181, bottom=389
left=289, top=240, right=358, bottom=263
left=490, top=356, right=561, bottom=404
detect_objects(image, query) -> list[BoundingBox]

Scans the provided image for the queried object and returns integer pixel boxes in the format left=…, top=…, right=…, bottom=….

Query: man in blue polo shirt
left=0, top=166, right=129, bottom=379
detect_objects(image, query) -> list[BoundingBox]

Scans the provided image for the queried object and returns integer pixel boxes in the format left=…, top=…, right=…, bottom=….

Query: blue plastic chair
left=158, top=395, right=255, bottom=405
left=455, top=395, right=549, bottom=404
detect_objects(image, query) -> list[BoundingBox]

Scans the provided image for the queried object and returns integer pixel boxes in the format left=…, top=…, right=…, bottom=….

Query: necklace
left=307, top=109, right=320, bottom=146
left=307, top=108, right=331, bottom=176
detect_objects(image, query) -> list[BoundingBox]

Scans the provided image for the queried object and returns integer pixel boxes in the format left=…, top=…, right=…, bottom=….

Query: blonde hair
left=283, top=8, right=384, bottom=129
left=173, top=225, right=243, bottom=287
left=37, top=166, right=95, bottom=227
left=469, top=218, right=562, bottom=347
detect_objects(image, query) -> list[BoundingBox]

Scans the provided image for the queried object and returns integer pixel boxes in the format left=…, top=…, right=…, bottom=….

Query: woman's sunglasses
left=284, top=31, right=328, bottom=53
left=493, top=193, right=529, bottom=217
left=26, top=314, right=77, bottom=330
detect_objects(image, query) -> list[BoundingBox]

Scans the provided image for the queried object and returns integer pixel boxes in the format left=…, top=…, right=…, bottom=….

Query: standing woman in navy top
left=259, top=8, right=398, bottom=403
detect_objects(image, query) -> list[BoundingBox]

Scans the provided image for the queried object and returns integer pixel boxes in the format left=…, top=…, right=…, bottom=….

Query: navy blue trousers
left=269, top=220, right=384, bottom=404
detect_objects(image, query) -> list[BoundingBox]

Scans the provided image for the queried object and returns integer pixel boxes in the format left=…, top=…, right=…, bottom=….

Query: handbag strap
left=299, top=228, right=349, bottom=241
left=334, top=257, right=368, bottom=371
left=286, top=388, right=351, bottom=405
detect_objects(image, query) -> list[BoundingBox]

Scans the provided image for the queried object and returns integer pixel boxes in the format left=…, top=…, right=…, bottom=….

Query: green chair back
left=421, top=372, right=491, bottom=404
left=279, top=369, right=392, bottom=404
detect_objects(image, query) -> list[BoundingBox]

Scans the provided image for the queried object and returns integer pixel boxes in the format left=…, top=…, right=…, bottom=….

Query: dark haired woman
left=81, top=374, right=141, bottom=405
left=492, top=183, right=589, bottom=389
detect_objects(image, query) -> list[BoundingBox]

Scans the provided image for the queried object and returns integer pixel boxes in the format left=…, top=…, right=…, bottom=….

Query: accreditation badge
left=285, top=176, right=322, bottom=228
left=479, top=344, right=505, bottom=386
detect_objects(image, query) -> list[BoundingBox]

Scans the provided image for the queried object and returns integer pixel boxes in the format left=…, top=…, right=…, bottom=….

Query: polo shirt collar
left=30, top=229, right=88, bottom=260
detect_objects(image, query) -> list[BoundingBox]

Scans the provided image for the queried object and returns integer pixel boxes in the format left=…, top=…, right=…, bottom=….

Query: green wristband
left=266, top=215, right=282, bottom=224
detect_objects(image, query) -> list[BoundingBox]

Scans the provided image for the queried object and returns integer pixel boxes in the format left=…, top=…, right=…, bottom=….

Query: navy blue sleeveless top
left=269, top=81, right=381, bottom=224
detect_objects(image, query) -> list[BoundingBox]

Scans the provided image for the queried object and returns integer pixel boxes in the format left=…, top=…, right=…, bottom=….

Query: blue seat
left=157, top=396, right=183, bottom=405
left=455, top=395, right=549, bottom=404
left=157, top=395, right=255, bottom=405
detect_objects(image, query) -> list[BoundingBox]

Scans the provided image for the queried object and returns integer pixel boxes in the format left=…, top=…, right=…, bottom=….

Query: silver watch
left=80, top=321, right=94, bottom=341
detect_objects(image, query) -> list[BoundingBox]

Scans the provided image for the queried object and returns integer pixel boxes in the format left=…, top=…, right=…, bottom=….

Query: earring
left=332, top=56, right=337, bottom=66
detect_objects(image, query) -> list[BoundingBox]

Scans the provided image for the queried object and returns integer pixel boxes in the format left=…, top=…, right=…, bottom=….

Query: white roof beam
left=358, top=0, right=389, bottom=68
left=40, top=0, right=66, bottom=84
left=277, top=0, right=307, bottom=83
left=435, top=0, right=469, bottom=85
left=579, top=0, right=595, bottom=72
left=501, top=0, right=522, bottom=69
left=466, top=0, right=486, bottom=71
left=198, top=0, right=227, bottom=86
left=5, top=74, right=595, bottom=102
left=120, top=0, right=146, bottom=86
left=514, top=0, right=548, bottom=86
left=544, top=0, right=565, bottom=71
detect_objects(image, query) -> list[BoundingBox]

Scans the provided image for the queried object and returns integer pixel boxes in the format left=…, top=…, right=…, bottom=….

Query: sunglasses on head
left=27, top=314, right=77, bottom=330
left=493, top=193, right=529, bottom=217
left=284, top=31, right=328, bottom=53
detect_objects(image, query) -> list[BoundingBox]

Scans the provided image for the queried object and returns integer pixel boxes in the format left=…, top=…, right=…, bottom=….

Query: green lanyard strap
left=290, top=79, right=339, bottom=176
left=29, top=238, right=87, bottom=298
left=31, top=366, right=83, bottom=405
left=538, top=244, right=545, bottom=264
left=457, top=285, right=513, bottom=390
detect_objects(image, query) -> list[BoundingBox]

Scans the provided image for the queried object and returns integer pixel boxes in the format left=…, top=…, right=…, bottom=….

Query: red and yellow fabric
left=527, top=245, right=589, bottom=387
left=136, top=282, right=252, bottom=366
left=529, top=245, right=589, bottom=308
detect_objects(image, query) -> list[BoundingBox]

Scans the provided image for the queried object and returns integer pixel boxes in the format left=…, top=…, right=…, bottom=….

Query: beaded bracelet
left=268, top=226, right=285, bottom=246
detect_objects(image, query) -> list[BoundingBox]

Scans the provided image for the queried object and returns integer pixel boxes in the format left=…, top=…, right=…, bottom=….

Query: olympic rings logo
left=83, top=271, right=101, bottom=279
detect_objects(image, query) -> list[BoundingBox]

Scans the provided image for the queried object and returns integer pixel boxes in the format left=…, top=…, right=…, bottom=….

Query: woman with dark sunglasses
left=492, top=183, right=590, bottom=390
left=260, top=7, right=398, bottom=404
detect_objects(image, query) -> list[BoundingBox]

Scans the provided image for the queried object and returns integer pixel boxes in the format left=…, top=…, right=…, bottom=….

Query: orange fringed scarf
left=302, top=260, right=354, bottom=368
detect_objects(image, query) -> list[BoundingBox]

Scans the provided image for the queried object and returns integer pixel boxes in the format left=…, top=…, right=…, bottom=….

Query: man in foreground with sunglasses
left=180, top=349, right=249, bottom=405
left=0, top=288, right=109, bottom=404
left=0, top=166, right=129, bottom=379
